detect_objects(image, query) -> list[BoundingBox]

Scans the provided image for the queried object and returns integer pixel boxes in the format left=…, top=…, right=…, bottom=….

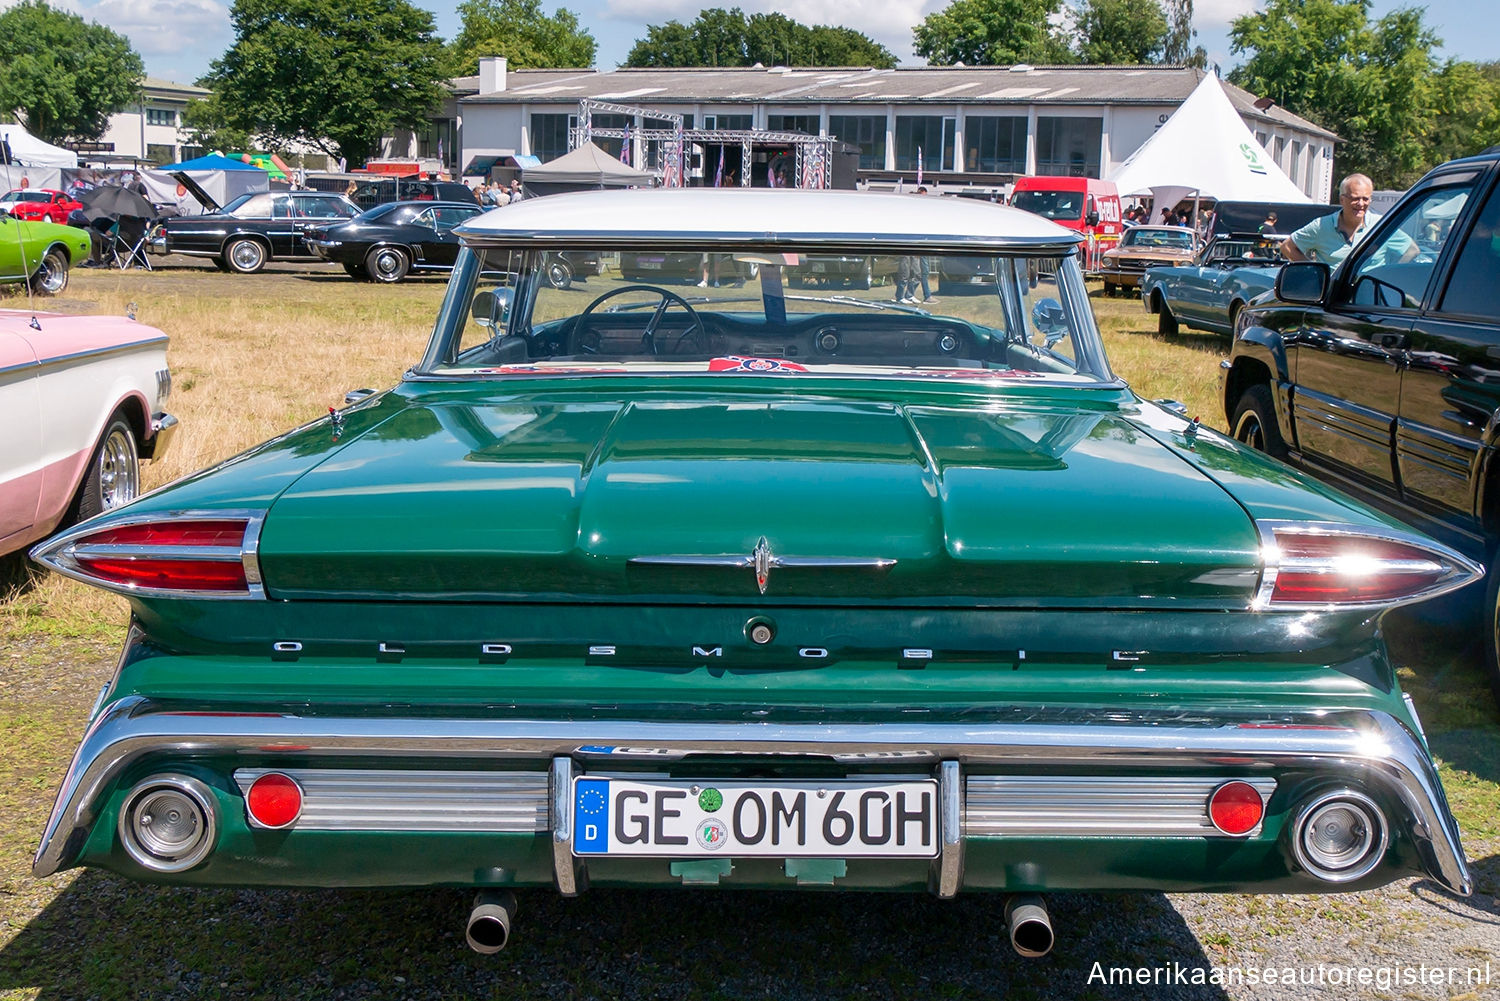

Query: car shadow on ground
left=0, top=875, right=1235, bottom=1000
left=0, top=552, right=42, bottom=600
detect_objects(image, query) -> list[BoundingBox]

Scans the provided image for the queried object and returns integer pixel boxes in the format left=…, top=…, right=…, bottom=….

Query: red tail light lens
left=1208, top=781, right=1265, bottom=835
left=1258, top=522, right=1482, bottom=609
left=29, top=514, right=262, bottom=599
left=246, top=773, right=303, bottom=829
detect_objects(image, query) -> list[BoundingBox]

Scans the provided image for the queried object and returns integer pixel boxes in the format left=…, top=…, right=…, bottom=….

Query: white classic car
left=1, top=308, right=177, bottom=556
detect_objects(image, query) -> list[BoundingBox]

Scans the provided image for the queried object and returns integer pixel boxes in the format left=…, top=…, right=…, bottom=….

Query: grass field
left=0, top=261, right=1495, bottom=1000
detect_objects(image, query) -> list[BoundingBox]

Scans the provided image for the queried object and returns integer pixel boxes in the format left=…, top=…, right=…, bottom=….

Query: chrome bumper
left=33, top=696, right=1471, bottom=895
left=139, top=412, right=178, bottom=461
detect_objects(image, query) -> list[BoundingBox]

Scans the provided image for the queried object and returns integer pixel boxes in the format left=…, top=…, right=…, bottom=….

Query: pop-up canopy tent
left=520, top=143, right=655, bottom=197
left=0, top=123, right=78, bottom=168
left=147, top=153, right=269, bottom=212
left=1107, top=73, right=1312, bottom=217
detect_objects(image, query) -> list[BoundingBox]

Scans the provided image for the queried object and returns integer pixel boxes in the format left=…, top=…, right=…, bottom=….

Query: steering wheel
left=574, top=285, right=706, bottom=356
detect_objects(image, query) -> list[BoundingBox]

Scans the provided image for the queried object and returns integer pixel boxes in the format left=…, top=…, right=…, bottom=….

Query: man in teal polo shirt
left=1281, top=173, right=1382, bottom=264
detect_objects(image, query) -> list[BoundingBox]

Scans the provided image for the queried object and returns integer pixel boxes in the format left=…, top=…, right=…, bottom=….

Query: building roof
left=459, top=65, right=1334, bottom=139
left=142, top=78, right=211, bottom=99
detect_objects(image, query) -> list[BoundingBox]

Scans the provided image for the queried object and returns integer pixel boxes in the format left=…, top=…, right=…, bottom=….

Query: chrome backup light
left=1290, top=789, right=1388, bottom=883
left=245, top=773, right=304, bottom=829
left=29, top=510, right=266, bottom=599
left=1254, top=520, right=1482, bottom=610
left=118, top=775, right=217, bottom=873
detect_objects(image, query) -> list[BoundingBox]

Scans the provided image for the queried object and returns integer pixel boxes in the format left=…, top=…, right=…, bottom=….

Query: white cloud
left=1193, top=0, right=1258, bottom=32
left=72, top=0, right=231, bottom=80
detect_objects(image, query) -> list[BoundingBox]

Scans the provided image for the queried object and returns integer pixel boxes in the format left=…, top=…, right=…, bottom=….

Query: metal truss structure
left=571, top=100, right=835, bottom=189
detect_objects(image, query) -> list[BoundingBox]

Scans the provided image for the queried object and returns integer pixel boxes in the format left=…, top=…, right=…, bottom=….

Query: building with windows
left=100, top=78, right=211, bottom=165
left=455, top=60, right=1337, bottom=201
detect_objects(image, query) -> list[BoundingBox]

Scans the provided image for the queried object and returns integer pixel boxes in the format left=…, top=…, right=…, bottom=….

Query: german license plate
left=810, top=262, right=826, bottom=273
left=572, top=777, right=938, bottom=857
left=639, top=260, right=662, bottom=269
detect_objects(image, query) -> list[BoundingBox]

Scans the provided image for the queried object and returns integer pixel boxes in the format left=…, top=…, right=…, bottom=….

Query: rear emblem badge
left=753, top=536, right=773, bottom=594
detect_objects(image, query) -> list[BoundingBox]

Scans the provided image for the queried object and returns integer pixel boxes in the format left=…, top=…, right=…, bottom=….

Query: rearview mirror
left=1275, top=262, right=1330, bottom=305
left=471, top=288, right=512, bottom=329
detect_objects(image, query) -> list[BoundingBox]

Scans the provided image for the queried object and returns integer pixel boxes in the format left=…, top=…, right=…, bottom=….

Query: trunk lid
left=256, top=396, right=1262, bottom=605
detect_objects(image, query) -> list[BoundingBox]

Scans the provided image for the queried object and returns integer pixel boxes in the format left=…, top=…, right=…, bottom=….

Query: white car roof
left=455, top=188, right=1081, bottom=251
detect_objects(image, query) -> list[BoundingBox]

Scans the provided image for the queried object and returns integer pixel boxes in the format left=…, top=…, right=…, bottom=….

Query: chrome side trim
left=0, top=336, right=170, bottom=380
left=31, top=698, right=1471, bottom=895
left=232, top=769, right=548, bottom=832
left=966, top=776, right=1278, bottom=838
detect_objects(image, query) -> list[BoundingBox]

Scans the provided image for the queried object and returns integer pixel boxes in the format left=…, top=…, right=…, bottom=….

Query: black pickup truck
left=1222, top=149, right=1500, bottom=700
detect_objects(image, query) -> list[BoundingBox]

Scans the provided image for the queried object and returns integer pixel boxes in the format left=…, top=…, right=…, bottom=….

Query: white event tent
left=1107, top=73, right=1312, bottom=214
left=0, top=122, right=78, bottom=168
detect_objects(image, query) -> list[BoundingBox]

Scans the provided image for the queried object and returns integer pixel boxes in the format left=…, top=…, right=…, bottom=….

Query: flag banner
left=620, top=126, right=631, bottom=165
left=916, top=146, right=924, bottom=186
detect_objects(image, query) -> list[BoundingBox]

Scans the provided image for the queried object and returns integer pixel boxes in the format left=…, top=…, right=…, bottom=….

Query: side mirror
left=344, top=388, right=376, bottom=406
left=1275, top=262, right=1330, bottom=304
left=471, top=287, right=513, bottom=329
left=1086, top=211, right=1100, bottom=227
left=1031, top=298, right=1069, bottom=348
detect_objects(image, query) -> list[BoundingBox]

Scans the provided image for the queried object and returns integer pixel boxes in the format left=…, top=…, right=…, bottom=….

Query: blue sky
left=37, top=0, right=1496, bottom=89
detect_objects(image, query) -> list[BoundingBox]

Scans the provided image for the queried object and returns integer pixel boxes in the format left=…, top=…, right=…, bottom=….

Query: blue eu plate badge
left=574, top=778, right=610, bottom=853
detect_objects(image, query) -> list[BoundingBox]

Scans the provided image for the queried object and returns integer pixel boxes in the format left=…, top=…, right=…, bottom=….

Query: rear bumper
left=138, top=412, right=178, bottom=460
left=35, top=695, right=1470, bottom=895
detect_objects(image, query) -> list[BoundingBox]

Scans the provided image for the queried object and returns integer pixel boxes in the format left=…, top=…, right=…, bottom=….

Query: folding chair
left=110, top=216, right=154, bottom=271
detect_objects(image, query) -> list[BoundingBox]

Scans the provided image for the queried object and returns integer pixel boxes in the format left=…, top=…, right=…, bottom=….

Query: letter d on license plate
left=572, top=778, right=938, bottom=858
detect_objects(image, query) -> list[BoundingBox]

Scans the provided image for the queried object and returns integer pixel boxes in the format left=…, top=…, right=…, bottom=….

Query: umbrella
left=77, top=185, right=156, bottom=220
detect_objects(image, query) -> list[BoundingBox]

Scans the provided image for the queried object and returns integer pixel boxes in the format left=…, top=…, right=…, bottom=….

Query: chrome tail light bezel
left=117, top=774, right=219, bottom=873
left=29, top=509, right=267, bottom=600
left=1253, top=519, right=1483, bottom=611
left=1289, top=788, right=1389, bottom=883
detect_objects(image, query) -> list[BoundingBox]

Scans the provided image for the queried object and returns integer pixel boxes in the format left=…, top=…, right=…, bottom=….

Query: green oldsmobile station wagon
left=31, top=189, right=1481, bottom=958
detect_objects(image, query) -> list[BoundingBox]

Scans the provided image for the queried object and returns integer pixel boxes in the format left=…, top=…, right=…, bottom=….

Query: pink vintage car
left=1, top=308, right=177, bottom=557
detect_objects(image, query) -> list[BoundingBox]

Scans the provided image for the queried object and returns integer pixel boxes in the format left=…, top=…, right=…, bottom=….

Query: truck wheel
left=1103, top=281, right=1116, bottom=297
left=73, top=411, right=140, bottom=521
left=1231, top=384, right=1287, bottom=459
left=30, top=247, right=69, bottom=295
left=225, top=237, right=268, bottom=274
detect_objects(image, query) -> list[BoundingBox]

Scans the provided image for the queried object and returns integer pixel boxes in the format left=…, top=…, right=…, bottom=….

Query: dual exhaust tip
left=463, top=889, right=1055, bottom=958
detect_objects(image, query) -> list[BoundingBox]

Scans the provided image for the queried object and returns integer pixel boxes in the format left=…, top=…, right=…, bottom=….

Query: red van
left=1009, top=176, right=1123, bottom=271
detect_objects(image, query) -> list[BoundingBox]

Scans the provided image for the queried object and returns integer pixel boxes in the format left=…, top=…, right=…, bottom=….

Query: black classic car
left=1223, top=150, right=1500, bottom=701
left=150, top=191, right=361, bottom=274
left=349, top=179, right=477, bottom=211
left=305, top=201, right=486, bottom=282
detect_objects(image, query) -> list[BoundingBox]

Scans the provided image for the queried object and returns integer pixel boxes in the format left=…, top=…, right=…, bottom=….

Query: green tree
left=1073, top=0, right=1168, bottom=64
left=914, top=0, right=1074, bottom=66
left=201, top=0, right=447, bottom=168
left=625, top=8, right=895, bottom=68
left=0, top=0, right=143, bottom=143
left=1229, top=0, right=1439, bottom=186
left=1160, top=0, right=1206, bottom=67
left=448, top=0, right=595, bottom=74
left=1428, top=60, right=1500, bottom=165
left=179, top=95, right=254, bottom=155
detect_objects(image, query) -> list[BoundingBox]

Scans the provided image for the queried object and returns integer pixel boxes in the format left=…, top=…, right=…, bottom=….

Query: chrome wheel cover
left=97, top=427, right=140, bottom=510
left=36, top=254, right=67, bottom=294
left=230, top=240, right=265, bottom=271
left=372, top=248, right=405, bottom=281
left=1233, top=410, right=1265, bottom=450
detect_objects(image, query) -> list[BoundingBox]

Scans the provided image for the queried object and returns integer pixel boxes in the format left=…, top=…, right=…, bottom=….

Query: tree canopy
left=1073, top=0, right=1168, bottom=64
left=448, top=0, right=595, bottom=74
left=625, top=8, right=895, bottom=68
left=198, top=0, right=447, bottom=168
left=1228, top=0, right=1441, bottom=185
left=913, top=0, right=1073, bottom=66
left=0, top=0, right=143, bottom=144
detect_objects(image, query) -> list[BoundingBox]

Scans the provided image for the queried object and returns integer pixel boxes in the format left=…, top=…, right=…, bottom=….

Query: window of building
left=703, top=114, right=753, bottom=131
left=585, top=112, right=631, bottom=159
left=964, top=115, right=1027, bottom=173
left=145, top=143, right=175, bottom=165
left=895, top=115, right=955, bottom=172
left=1034, top=117, right=1102, bottom=177
left=768, top=114, right=818, bottom=135
left=827, top=115, right=886, bottom=170
left=530, top=113, right=571, bottom=162
left=145, top=108, right=177, bottom=127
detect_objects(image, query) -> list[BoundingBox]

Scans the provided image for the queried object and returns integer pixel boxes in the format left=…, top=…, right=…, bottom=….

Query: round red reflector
left=246, top=773, right=302, bottom=829
left=1208, top=781, right=1264, bottom=835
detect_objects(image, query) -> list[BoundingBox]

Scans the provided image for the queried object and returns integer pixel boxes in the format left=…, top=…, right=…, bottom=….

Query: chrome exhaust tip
left=465, top=890, right=517, bottom=954
left=1005, top=895, right=1054, bottom=958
